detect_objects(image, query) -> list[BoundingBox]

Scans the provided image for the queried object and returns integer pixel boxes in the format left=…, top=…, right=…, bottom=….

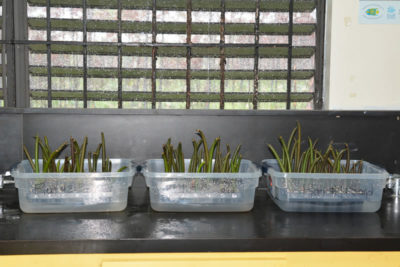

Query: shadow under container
left=142, top=159, right=261, bottom=212
left=262, top=159, right=389, bottom=212
left=11, top=159, right=135, bottom=213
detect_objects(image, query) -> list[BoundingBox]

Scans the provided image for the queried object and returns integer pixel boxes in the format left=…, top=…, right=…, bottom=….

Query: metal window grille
left=1, top=0, right=325, bottom=110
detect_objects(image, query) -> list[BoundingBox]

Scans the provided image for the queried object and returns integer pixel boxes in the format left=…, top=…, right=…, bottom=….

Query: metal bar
left=29, top=66, right=315, bottom=81
left=14, top=0, right=30, bottom=108
left=151, top=0, right=157, bottom=109
left=3, top=0, right=16, bottom=107
left=30, top=89, right=314, bottom=103
left=314, top=0, right=326, bottom=110
left=83, top=0, right=87, bottom=108
left=117, top=0, right=122, bottom=109
left=46, top=0, right=52, bottom=107
left=219, top=0, right=225, bottom=110
left=253, top=0, right=260, bottom=110
left=0, top=40, right=293, bottom=48
left=186, top=0, right=192, bottom=109
left=286, top=0, right=294, bottom=110
left=25, top=0, right=318, bottom=12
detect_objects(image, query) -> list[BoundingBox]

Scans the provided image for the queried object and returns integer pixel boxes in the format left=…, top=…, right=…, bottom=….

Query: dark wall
left=1, top=108, right=400, bottom=173
left=0, top=113, right=22, bottom=172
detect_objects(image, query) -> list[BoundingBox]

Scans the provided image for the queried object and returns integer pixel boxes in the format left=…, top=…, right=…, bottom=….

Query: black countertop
left=1, top=175, right=400, bottom=255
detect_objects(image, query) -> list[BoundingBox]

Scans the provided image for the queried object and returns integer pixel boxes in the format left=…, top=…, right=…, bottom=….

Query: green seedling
left=23, top=133, right=126, bottom=173
left=268, top=122, right=363, bottom=174
left=161, top=130, right=242, bottom=173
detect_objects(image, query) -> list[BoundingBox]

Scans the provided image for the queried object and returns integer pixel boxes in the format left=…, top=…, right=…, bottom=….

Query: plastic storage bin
left=142, top=159, right=260, bottom=212
left=11, top=159, right=135, bottom=213
left=262, top=159, right=389, bottom=212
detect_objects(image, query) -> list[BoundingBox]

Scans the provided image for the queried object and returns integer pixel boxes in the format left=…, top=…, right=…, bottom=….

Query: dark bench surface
left=1, top=174, right=400, bottom=255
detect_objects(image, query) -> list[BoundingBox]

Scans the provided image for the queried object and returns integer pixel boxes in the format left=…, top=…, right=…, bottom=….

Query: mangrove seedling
left=162, top=130, right=242, bottom=173
left=23, top=133, right=127, bottom=173
left=268, top=122, right=363, bottom=174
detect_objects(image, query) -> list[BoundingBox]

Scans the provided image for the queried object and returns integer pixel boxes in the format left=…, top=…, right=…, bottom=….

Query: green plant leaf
left=268, top=144, right=286, bottom=172
left=279, top=136, right=292, bottom=172
left=197, top=161, right=205, bottom=173
left=222, top=151, right=231, bottom=172
left=70, top=137, right=76, bottom=172
left=34, top=135, right=40, bottom=173
left=23, top=145, right=36, bottom=172
left=101, top=132, right=106, bottom=172
left=63, top=156, right=70, bottom=172
left=196, top=130, right=209, bottom=171
left=177, top=142, right=184, bottom=172
left=56, top=159, right=61, bottom=172
left=88, top=152, right=92, bottom=172
left=345, top=143, right=350, bottom=173
left=92, top=152, right=99, bottom=172
left=79, top=136, right=88, bottom=172
left=230, top=144, right=242, bottom=173
left=43, top=142, right=68, bottom=172
left=295, top=121, right=301, bottom=172
left=287, top=126, right=298, bottom=155
left=162, top=152, right=169, bottom=172
left=38, top=139, right=50, bottom=161
left=207, top=138, right=220, bottom=172
left=118, top=166, right=128, bottom=172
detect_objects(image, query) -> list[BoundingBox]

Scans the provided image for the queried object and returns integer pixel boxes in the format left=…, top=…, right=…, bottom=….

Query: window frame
left=1, top=0, right=326, bottom=110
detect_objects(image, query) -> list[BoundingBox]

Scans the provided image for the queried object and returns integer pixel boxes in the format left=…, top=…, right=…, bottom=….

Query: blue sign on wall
left=359, top=1, right=400, bottom=24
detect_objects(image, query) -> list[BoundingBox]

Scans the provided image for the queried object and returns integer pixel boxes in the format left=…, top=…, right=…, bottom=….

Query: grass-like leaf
left=34, top=135, right=40, bottom=173
left=23, top=145, right=36, bottom=172
left=162, top=130, right=241, bottom=173
left=23, top=133, right=124, bottom=173
left=268, top=123, right=363, bottom=174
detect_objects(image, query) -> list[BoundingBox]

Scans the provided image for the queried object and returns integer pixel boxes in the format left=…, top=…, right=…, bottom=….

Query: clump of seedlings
left=161, top=130, right=242, bottom=173
left=268, top=122, right=363, bottom=174
left=23, top=132, right=127, bottom=173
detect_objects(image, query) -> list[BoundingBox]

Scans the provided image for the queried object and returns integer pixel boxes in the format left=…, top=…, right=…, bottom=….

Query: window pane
left=25, top=0, right=320, bottom=110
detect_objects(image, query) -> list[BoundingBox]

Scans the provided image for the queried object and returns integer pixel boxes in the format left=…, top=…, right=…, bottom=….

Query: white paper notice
left=359, top=0, right=400, bottom=24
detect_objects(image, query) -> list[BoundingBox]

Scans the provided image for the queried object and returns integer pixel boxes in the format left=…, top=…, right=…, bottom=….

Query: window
left=1, top=0, right=325, bottom=110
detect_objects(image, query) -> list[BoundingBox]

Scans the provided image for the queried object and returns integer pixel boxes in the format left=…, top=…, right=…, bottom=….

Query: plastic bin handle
left=261, top=161, right=274, bottom=176
left=134, top=160, right=145, bottom=173
left=387, top=174, right=400, bottom=197
left=0, top=172, right=14, bottom=189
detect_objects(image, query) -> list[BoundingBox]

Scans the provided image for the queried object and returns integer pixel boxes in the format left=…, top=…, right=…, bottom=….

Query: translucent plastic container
left=262, top=159, right=389, bottom=212
left=11, top=159, right=135, bottom=213
left=142, top=159, right=260, bottom=212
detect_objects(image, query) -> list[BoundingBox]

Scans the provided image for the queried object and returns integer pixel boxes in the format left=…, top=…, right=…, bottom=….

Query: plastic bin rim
left=11, top=158, right=136, bottom=179
left=143, top=158, right=261, bottom=179
left=262, top=159, right=389, bottom=179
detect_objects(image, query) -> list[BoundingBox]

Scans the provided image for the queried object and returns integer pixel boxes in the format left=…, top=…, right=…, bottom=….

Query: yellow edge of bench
left=1, top=252, right=400, bottom=267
